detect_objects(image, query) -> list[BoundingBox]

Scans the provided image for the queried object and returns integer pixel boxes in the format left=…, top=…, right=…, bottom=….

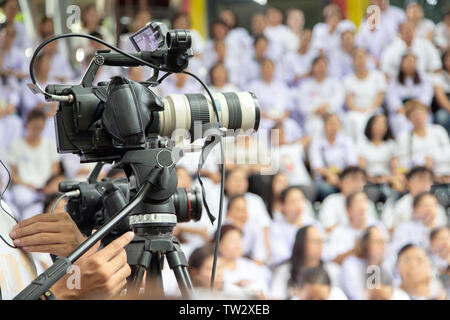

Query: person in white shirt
left=358, top=113, right=404, bottom=202
left=284, top=8, right=306, bottom=52
left=270, top=225, right=341, bottom=300
left=434, top=10, right=450, bottom=52
left=385, top=53, right=434, bottom=136
left=381, top=166, right=448, bottom=232
left=208, top=62, right=239, bottom=93
left=218, top=225, right=271, bottom=299
left=325, top=191, right=378, bottom=264
left=318, top=166, right=378, bottom=233
left=366, top=268, right=411, bottom=300
left=296, top=56, right=345, bottom=137
left=264, top=7, right=296, bottom=62
left=0, top=24, right=28, bottom=83
left=0, top=0, right=32, bottom=51
left=290, top=266, right=347, bottom=300
left=7, top=109, right=60, bottom=217
left=269, top=187, right=315, bottom=267
left=370, top=0, right=407, bottom=44
left=328, top=30, right=359, bottom=80
left=340, top=225, right=394, bottom=300
left=396, top=101, right=450, bottom=179
left=225, top=194, right=267, bottom=263
left=344, top=48, right=387, bottom=142
left=429, top=226, right=450, bottom=283
left=249, top=58, right=302, bottom=144
left=381, top=22, right=442, bottom=80
left=433, top=49, right=450, bottom=133
left=172, top=12, right=206, bottom=57
left=396, top=244, right=447, bottom=300
left=310, top=4, right=356, bottom=57
left=279, top=29, right=318, bottom=87
left=309, top=114, right=358, bottom=200
left=405, top=2, right=435, bottom=42
left=0, top=77, right=22, bottom=151
left=390, top=192, right=443, bottom=256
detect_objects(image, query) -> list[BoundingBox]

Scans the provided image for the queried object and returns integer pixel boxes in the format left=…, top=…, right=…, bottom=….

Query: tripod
left=125, top=213, right=194, bottom=298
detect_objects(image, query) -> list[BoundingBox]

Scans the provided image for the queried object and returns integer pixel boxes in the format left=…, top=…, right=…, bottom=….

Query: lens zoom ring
left=186, top=94, right=210, bottom=130
left=223, top=92, right=242, bottom=130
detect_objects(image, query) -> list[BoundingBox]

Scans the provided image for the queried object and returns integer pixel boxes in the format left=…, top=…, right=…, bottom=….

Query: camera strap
left=197, top=125, right=224, bottom=225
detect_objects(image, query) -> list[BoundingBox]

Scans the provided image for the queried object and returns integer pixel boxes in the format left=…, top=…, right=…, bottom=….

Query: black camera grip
left=13, top=258, right=71, bottom=300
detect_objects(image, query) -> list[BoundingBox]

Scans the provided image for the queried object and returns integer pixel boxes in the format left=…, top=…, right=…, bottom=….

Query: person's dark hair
left=364, top=113, right=394, bottom=141
left=43, top=192, right=63, bottom=213
left=288, top=225, right=322, bottom=287
left=214, top=224, right=242, bottom=244
left=89, top=31, right=103, bottom=40
left=280, top=186, right=304, bottom=204
left=172, top=12, right=190, bottom=28
left=227, top=193, right=246, bottom=212
left=253, top=34, right=268, bottom=46
left=294, top=266, right=331, bottom=288
left=442, top=49, right=450, bottom=73
left=356, top=225, right=378, bottom=260
left=209, top=62, right=228, bottom=85
left=339, top=166, right=367, bottom=180
left=220, top=9, right=239, bottom=29
left=398, top=52, right=421, bottom=85
left=345, top=190, right=366, bottom=210
left=265, top=172, right=285, bottom=218
left=188, top=244, right=215, bottom=272
left=412, top=191, right=434, bottom=209
left=406, top=166, right=434, bottom=181
left=396, top=243, right=417, bottom=265
left=430, top=226, right=449, bottom=242
left=209, top=18, right=228, bottom=35
left=224, top=167, right=248, bottom=197
left=311, top=55, right=328, bottom=67
left=26, top=108, right=46, bottom=124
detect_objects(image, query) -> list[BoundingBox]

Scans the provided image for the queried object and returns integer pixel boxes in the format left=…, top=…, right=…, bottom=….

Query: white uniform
left=270, top=261, right=341, bottom=299
left=0, top=200, right=53, bottom=300
left=274, top=144, right=312, bottom=186
left=395, top=124, right=450, bottom=176
left=385, top=74, right=434, bottom=136
left=414, top=19, right=436, bottom=40
left=357, top=140, right=397, bottom=177
left=264, top=24, right=298, bottom=62
left=269, top=213, right=315, bottom=266
left=434, top=21, right=450, bottom=51
left=311, top=20, right=356, bottom=56
left=309, top=133, right=358, bottom=179
left=223, top=257, right=271, bottom=296
left=343, top=70, right=387, bottom=142
left=0, top=80, right=22, bottom=151
left=381, top=37, right=442, bottom=79
left=318, top=192, right=378, bottom=231
left=295, top=77, right=345, bottom=137
left=356, top=21, right=397, bottom=61
left=248, top=79, right=302, bottom=143
left=279, top=48, right=318, bottom=87
left=381, top=193, right=448, bottom=231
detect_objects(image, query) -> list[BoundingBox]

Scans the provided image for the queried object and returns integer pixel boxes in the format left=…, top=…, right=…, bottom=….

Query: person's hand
left=10, top=212, right=86, bottom=257
left=315, top=103, right=330, bottom=117
left=51, top=231, right=134, bottom=300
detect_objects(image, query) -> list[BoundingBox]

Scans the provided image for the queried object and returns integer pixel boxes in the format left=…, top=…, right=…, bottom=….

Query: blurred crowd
left=0, top=0, right=449, bottom=300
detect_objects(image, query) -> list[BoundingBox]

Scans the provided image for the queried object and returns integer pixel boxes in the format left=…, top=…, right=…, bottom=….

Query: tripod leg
left=146, top=252, right=164, bottom=297
left=127, top=250, right=152, bottom=297
left=166, top=243, right=193, bottom=297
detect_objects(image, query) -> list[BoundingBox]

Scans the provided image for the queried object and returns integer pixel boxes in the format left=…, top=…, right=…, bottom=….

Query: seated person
left=429, top=226, right=450, bottom=284
left=396, top=244, right=447, bottom=300
left=343, top=48, right=387, bottom=142
left=381, top=166, right=448, bottom=232
left=0, top=199, right=134, bottom=300
left=318, top=166, right=378, bottom=233
left=390, top=192, right=444, bottom=255
left=365, top=268, right=410, bottom=300
left=270, top=225, right=341, bottom=299
left=218, top=225, right=270, bottom=299
left=432, top=49, right=450, bottom=133
left=340, top=225, right=391, bottom=300
left=325, top=191, right=375, bottom=264
left=225, top=194, right=266, bottom=263
left=385, top=53, right=434, bottom=136
left=289, top=266, right=348, bottom=300
left=7, top=109, right=60, bottom=217
left=309, top=114, right=358, bottom=201
left=396, top=101, right=450, bottom=182
left=269, top=187, right=316, bottom=266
